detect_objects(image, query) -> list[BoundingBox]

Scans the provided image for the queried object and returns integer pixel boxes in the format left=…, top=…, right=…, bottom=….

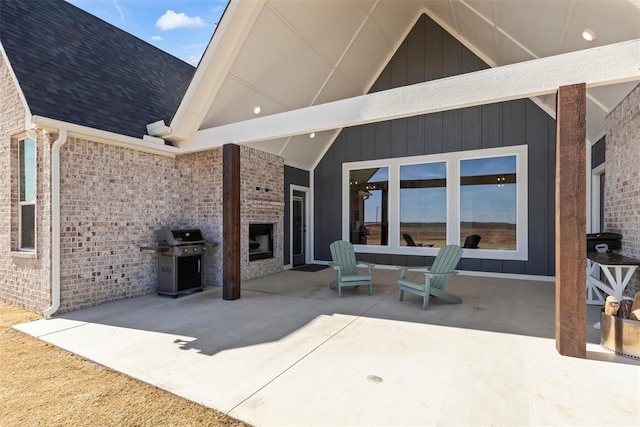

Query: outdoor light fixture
left=582, top=29, right=596, bottom=42
left=253, top=105, right=261, bottom=115
left=309, top=132, right=316, bottom=139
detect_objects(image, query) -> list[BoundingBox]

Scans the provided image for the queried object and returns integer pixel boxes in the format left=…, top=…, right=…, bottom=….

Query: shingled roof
left=0, top=0, right=195, bottom=138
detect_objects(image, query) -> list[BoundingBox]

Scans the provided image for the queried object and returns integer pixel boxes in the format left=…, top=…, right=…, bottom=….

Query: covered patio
left=15, top=270, right=639, bottom=426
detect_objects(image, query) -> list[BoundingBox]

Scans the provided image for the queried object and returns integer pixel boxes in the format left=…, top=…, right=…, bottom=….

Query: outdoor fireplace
left=249, top=223, right=274, bottom=261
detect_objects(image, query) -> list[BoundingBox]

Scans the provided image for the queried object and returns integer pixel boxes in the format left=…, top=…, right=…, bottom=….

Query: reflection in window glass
left=349, top=167, right=388, bottom=246
left=460, top=156, right=516, bottom=250
left=19, top=138, right=36, bottom=250
left=400, top=162, right=446, bottom=247
left=21, top=204, right=35, bottom=249
left=19, top=138, right=36, bottom=202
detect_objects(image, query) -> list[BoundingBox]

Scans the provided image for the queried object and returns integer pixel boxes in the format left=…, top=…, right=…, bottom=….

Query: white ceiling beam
left=179, top=39, right=640, bottom=153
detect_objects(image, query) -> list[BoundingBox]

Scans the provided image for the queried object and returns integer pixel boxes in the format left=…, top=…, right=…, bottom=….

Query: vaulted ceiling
left=170, top=0, right=640, bottom=170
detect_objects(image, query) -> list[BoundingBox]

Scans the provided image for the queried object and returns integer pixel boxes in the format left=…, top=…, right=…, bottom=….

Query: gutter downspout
left=43, top=128, right=68, bottom=318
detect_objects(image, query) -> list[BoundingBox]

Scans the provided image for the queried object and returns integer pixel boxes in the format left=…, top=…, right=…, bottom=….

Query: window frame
left=342, top=145, right=528, bottom=261
left=18, top=137, right=36, bottom=251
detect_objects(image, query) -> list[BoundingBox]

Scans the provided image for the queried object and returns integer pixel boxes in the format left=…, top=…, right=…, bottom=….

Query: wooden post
left=223, top=143, right=241, bottom=300
left=555, top=84, right=587, bottom=358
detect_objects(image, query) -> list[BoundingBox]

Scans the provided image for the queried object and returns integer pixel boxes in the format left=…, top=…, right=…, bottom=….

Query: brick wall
left=240, top=145, right=284, bottom=281
left=175, top=150, right=223, bottom=287
left=604, top=83, right=640, bottom=297
left=57, top=139, right=224, bottom=312
left=2, top=53, right=284, bottom=312
left=0, top=54, right=52, bottom=312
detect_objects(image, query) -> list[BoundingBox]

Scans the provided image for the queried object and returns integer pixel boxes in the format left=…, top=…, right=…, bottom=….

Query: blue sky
left=361, top=157, right=517, bottom=224
left=67, top=0, right=228, bottom=65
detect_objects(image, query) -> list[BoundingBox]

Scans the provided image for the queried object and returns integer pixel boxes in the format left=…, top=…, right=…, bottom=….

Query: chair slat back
left=330, top=240, right=358, bottom=276
left=429, top=245, right=463, bottom=289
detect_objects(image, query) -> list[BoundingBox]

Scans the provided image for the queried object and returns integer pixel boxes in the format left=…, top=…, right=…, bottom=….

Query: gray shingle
left=0, top=0, right=195, bottom=138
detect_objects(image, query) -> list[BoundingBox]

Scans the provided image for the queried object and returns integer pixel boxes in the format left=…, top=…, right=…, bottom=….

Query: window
left=19, top=138, right=36, bottom=250
left=400, top=162, right=446, bottom=248
left=348, top=167, right=388, bottom=246
left=343, top=146, right=528, bottom=260
left=460, top=156, right=517, bottom=250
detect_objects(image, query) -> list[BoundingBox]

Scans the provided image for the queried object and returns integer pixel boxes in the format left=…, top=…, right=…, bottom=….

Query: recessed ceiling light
left=253, top=106, right=261, bottom=115
left=309, top=132, right=316, bottom=139
left=582, top=29, right=596, bottom=42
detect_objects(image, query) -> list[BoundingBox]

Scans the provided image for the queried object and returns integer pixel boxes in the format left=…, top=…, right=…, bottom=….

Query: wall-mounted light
left=253, top=105, right=261, bottom=115
left=582, top=29, right=596, bottom=42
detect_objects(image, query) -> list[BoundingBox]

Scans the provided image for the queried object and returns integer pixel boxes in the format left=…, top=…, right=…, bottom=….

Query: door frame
left=591, top=163, right=605, bottom=233
left=290, top=185, right=310, bottom=266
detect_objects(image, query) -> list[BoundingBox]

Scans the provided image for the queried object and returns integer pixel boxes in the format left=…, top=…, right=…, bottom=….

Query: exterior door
left=292, top=192, right=306, bottom=266
left=600, top=172, right=605, bottom=232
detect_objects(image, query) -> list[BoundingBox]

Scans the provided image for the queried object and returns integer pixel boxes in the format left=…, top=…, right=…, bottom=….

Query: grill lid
left=156, top=228, right=205, bottom=246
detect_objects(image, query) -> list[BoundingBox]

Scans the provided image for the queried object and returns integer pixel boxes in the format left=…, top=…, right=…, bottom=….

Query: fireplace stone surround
left=240, top=145, right=284, bottom=281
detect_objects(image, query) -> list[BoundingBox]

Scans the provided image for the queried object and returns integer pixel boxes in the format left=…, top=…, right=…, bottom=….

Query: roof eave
left=32, top=116, right=180, bottom=157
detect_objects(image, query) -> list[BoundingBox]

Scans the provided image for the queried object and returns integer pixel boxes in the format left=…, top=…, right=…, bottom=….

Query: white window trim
left=342, top=145, right=528, bottom=261
left=18, top=137, right=36, bottom=251
left=590, top=162, right=606, bottom=233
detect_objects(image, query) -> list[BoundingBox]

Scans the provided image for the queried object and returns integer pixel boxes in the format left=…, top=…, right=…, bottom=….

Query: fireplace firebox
left=249, top=223, right=274, bottom=261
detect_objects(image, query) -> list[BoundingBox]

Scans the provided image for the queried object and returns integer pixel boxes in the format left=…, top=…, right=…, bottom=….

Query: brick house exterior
left=54, top=138, right=283, bottom=312
left=1, top=0, right=638, bottom=317
left=0, top=50, right=52, bottom=311
left=0, top=0, right=285, bottom=313
left=604, top=83, right=640, bottom=297
left=1, top=64, right=284, bottom=313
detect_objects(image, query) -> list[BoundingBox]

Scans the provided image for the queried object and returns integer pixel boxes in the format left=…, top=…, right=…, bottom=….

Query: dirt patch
left=0, top=301, right=249, bottom=426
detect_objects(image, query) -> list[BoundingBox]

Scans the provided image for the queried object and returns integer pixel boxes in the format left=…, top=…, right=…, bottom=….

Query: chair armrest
left=424, top=271, right=458, bottom=278
left=397, top=266, right=429, bottom=279
left=398, top=266, right=429, bottom=272
left=357, top=261, right=375, bottom=274
left=329, top=263, right=342, bottom=279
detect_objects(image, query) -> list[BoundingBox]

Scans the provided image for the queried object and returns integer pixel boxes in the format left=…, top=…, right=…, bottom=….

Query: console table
left=586, top=252, right=640, bottom=305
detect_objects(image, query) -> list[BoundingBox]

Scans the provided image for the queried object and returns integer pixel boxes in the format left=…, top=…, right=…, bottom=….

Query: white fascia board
left=168, top=0, right=266, bottom=142
left=0, top=41, right=33, bottom=130
left=32, top=116, right=179, bottom=157
left=180, top=39, right=640, bottom=153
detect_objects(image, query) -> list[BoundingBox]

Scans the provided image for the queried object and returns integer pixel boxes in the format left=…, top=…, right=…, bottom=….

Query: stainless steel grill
left=156, top=228, right=206, bottom=297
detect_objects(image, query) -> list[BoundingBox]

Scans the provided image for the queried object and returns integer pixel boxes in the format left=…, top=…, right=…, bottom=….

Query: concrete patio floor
left=15, top=268, right=640, bottom=426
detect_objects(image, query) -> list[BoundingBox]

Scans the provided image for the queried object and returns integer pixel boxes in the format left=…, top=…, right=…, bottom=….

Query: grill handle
left=198, top=259, right=201, bottom=273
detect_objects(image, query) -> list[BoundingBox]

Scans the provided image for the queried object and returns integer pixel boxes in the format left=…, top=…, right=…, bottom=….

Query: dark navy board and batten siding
left=313, top=14, right=556, bottom=277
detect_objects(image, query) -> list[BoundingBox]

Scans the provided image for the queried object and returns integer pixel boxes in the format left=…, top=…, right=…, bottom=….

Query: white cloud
left=113, top=0, right=125, bottom=24
left=156, top=10, right=205, bottom=31
left=188, top=53, right=203, bottom=66
left=151, top=35, right=164, bottom=41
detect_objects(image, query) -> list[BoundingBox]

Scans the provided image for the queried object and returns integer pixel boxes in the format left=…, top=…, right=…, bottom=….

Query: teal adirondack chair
left=398, top=244, right=463, bottom=309
left=329, top=240, right=374, bottom=297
